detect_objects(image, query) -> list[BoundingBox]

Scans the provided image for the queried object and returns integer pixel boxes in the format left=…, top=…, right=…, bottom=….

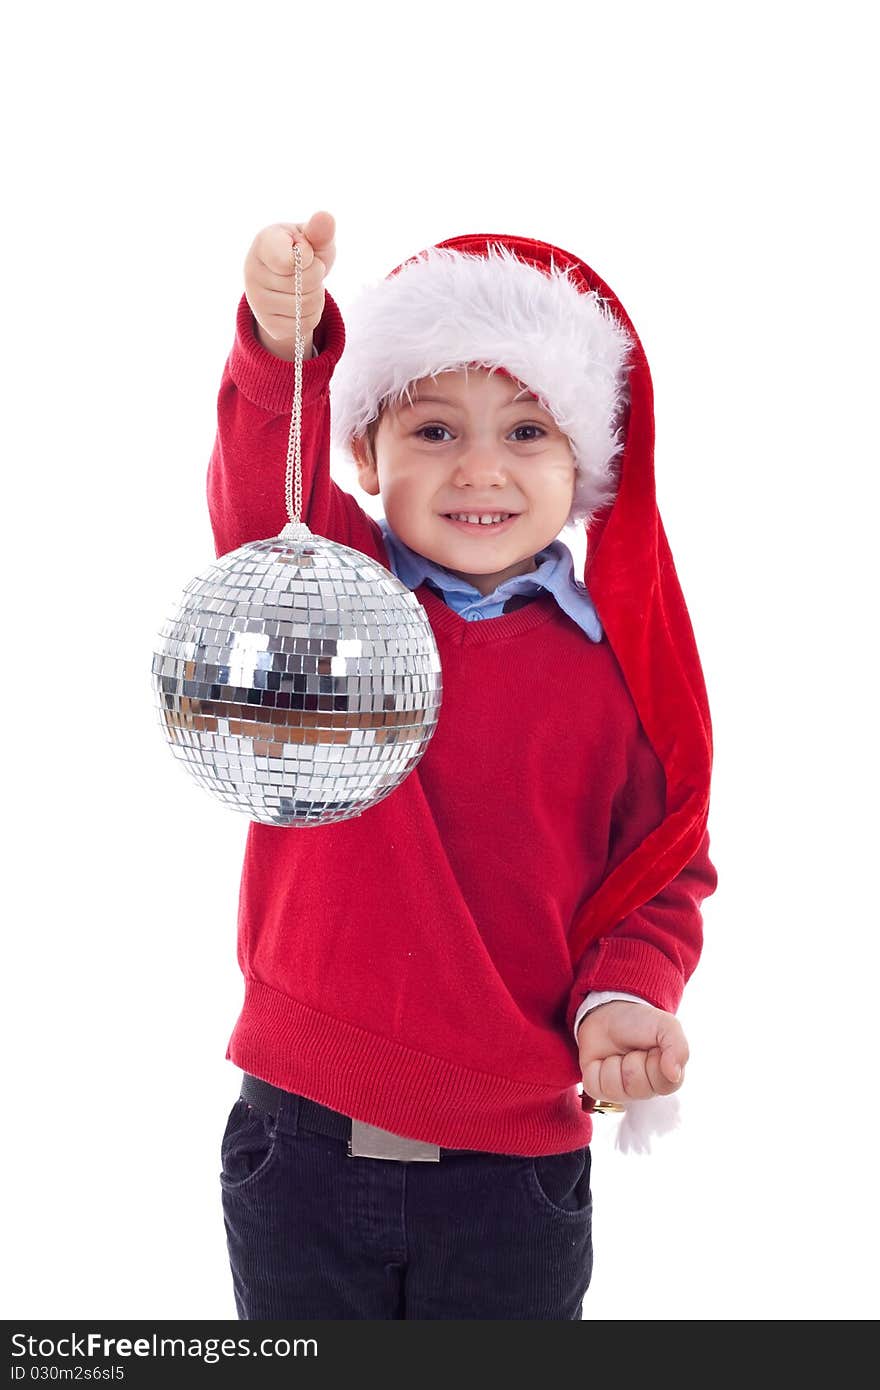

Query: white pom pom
left=614, top=1094, right=682, bottom=1154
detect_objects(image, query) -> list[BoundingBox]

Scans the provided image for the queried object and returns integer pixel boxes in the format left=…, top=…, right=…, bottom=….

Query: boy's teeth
left=447, top=513, right=511, bottom=525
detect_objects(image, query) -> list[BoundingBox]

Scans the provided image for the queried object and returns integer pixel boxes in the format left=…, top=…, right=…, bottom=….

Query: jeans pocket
left=524, top=1145, right=592, bottom=1221
left=219, top=1097, right=282, bottom=1193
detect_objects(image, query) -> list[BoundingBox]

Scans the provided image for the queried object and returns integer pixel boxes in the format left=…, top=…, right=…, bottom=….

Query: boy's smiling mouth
left=441, top=511, right=520, bottom=533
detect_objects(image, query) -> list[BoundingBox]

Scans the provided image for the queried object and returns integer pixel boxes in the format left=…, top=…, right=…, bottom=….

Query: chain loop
left=283, top=240, right=304, bottom=525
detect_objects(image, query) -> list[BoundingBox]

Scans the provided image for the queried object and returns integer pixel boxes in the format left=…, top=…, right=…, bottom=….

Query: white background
left=3, top=0, right=877, bottom=1323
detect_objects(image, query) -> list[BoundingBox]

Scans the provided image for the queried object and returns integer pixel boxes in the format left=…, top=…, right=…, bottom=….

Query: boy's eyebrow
left=399, top=390, right=543, bottom=409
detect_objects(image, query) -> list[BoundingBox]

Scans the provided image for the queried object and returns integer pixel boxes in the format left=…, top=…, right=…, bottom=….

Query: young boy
left=207, top=211, right=718, bottom=1321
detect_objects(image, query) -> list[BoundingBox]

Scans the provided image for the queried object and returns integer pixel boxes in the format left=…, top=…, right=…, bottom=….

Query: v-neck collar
left=415, top=581, right=558, bottom=644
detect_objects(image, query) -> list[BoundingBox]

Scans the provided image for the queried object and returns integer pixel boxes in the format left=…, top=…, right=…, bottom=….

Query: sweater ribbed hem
left=226, top=977, right=593, bottom=1157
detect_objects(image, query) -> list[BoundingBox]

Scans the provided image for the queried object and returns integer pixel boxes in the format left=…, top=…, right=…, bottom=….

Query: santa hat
left=330, top=239, right=635, bottom=527
left=331, top=232, right=713, bottom=980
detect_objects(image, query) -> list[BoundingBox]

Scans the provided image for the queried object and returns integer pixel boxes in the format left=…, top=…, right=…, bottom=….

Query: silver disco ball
left=152, top=523, right=442, bottom=826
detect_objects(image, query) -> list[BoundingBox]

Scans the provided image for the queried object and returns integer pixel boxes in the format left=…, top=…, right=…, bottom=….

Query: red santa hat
left=330, top=237, right=634, bottom=527
left=330, top=232, right=713, bottom=965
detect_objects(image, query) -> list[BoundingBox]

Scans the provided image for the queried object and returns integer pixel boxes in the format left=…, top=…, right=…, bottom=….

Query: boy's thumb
left=302, top=209, right=335, bottom=252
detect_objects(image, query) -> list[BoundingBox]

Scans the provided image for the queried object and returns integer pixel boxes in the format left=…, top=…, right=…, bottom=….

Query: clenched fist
left=244, top=210, right=337, bottom=361
left=577, top=999, right=689, bottom=1105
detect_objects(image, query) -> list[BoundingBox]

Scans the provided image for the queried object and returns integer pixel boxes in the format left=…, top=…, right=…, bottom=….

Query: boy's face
left=351, top=367, right=575, bottom=596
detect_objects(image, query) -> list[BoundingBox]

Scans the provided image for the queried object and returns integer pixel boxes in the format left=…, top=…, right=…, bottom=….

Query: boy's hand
left=244, top=211, right=336, bottom=361
left=577, top=1000, right=689, bottom=1104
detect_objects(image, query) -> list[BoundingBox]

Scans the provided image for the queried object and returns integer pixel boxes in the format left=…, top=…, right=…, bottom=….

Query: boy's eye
left=414, top=424, right=546, bottom=443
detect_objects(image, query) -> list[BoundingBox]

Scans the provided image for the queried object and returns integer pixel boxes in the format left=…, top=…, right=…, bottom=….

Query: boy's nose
left=452, top=448, right=508, bottom=485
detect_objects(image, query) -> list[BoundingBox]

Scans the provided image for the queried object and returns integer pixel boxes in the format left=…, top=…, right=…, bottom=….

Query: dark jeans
left=220, top=1080, right=593, bottom=1320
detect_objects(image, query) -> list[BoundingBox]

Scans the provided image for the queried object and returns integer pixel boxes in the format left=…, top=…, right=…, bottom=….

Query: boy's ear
left=351, top=433, right=380, bottom=497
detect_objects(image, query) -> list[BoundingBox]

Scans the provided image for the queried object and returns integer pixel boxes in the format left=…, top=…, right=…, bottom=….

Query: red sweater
left=205, top=289, right=718, bottom=1156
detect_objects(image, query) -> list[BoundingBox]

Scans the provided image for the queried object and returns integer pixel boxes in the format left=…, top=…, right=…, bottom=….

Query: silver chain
left=283, top=240, right=304, bottom=526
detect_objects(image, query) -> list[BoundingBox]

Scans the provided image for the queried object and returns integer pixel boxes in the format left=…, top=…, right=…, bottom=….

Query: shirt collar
left=376, top=516, right=603, bottom=643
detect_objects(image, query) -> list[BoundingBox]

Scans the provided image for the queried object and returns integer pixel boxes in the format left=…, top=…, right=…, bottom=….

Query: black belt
left=240, top=1072, right=454, bottom=1161
left=241, top=1072, right=352, bottom=1140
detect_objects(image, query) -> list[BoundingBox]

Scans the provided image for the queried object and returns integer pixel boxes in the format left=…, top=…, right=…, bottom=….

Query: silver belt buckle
left=348, top=1118, right=440, bottom=1161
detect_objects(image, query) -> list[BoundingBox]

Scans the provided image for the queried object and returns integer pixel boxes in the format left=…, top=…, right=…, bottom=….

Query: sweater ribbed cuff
left=566, top=936, right=685, bottom=1036
left=229, top=288, right=346, bottom=416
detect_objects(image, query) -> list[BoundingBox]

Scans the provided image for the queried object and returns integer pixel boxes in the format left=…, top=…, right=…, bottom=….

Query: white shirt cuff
left=573, top=990, right=652, bottom=1042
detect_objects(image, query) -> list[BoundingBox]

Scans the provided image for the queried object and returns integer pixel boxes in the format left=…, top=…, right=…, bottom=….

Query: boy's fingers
left=585, top=1053, right=650, bottom=1104
left=618, top=1050, right=661, bottom=1100
left=262, top=223, right=317, bottom=275
left=583, top=1046, right=687, bottom=1102
left=596, top=1055, right=624, bottom=1100
left=602, top=1004, right=689, bottom=1067
left=579, top=1057, right=607, bottom=1100
left=276, top=211, right=336, bottom=274
left=253, top=259, right=326, bottom=300
left=256, top=284, right=327, bottom=331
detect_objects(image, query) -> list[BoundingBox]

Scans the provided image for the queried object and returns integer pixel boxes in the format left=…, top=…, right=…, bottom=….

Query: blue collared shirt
left=376, top=517, right=603, bottom=642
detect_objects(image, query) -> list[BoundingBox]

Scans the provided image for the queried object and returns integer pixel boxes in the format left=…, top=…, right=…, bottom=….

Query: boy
left=207, top=210, right=718, bottom=1320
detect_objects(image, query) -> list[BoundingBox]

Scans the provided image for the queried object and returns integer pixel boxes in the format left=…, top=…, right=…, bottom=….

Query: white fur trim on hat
left=329, top=242, right=635, bottom=526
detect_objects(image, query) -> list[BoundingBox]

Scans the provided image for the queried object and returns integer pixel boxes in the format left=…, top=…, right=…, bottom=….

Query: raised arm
left=206, top=213, right=380, bottom=559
